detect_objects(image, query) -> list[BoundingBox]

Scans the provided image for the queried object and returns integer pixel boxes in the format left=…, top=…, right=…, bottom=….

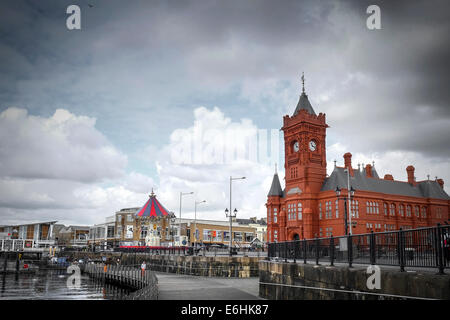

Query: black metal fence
left=268, top=224, right=450, bottom=273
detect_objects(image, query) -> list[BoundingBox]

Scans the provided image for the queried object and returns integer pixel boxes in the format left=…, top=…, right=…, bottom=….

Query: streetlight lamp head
left=335, top=186, right=341, bottom=197
left=225, top=208, right=229, bottom=214
left=350, top=186, right=355, bottom=197
left=234, top=208, right=238, bottom=214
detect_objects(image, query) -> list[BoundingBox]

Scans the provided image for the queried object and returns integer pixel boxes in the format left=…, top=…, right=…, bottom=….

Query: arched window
left=399, top=204, right=404, bottom=217
left=421, top=207, right=427, bottom=218
left=390, top=203, right=396, bottom=216
left=384, top=203, right=388, bottom=215
left=298, top=202, right=302, bottom=220
left=335, top=200, right=339, bottom=218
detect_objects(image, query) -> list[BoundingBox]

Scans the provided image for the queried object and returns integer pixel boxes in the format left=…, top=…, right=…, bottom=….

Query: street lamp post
left=170, top=213, right=176, bottom=248
left=335, top=185, right=355, bottom=236
left=179, top=191, right=194, bottom=246
left=194, top=200, right=206, bottom=252
left=225, top=176, right=246, bottom=256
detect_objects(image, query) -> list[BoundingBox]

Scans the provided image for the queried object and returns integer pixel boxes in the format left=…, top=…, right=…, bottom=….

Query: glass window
left=298, top=202, right=302, bottom=220
left=390, top=204, right=395, bottom=216
left=140, top=226, right=148, bottom=239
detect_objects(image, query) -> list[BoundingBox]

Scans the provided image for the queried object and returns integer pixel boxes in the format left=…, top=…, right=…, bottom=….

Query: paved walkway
left=155, top=272, right=263, bottom=300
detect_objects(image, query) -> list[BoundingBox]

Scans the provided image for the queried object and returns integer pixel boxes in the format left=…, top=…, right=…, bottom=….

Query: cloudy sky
left=0, top=0, right=449, bottom=226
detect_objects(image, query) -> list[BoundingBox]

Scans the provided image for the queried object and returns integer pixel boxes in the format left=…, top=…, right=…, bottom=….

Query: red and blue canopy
left=135, top=193, right=171, bottom=218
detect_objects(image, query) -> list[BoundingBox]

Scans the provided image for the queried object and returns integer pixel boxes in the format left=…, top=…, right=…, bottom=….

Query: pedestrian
left=141, top=260, right=146, bottom=277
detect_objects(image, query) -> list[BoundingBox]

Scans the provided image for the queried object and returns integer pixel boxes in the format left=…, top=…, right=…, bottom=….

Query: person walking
left=141, top=260, right=146, bottom=277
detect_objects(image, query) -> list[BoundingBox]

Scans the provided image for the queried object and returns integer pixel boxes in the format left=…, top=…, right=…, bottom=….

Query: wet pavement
left=156, top=272, right=263, bottom=300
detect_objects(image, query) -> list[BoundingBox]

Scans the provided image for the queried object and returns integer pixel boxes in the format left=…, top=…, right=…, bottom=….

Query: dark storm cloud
left=0, top=0, right=449, bottom=157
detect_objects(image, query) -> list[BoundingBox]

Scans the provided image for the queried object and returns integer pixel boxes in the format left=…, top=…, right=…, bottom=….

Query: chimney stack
left=343, top=152, right=354, bottom=176
left=384, top=174, right=394, bottom=181
left=437, top=179, right=444, bottom=189
left=365, top=164, right=373, bottom=178
left=406, top=165, right=416, bottom=186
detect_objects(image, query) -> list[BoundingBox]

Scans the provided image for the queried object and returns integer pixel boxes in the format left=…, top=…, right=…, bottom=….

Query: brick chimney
left=384, top=174, right=394, bottom=181
left=437, top=179, right=444, bottom=189
left=365, top=164, right=373, bottom=178
left=343, top=152, right=354, bottom=176
left=406, top=165, right=416, bottom=186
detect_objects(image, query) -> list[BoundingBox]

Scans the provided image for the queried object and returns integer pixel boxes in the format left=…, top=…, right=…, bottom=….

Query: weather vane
left=301, top=72, right=305, bottom=93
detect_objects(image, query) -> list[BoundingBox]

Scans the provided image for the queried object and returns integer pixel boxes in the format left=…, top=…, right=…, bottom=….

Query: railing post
left=315, top=238, right=319, bottom=265
left=397, top=228, right=405, bottom=272
left=293, top=240, right=297, bottom=264
left=347, top=235, right=353, bottom=268
left=370, top=231, right=376, bottom=265
left=435, top=224, right=444, bottom=275
left=284, top=241, right=287, bottom=263
left=330, top=236, right=334, bottom=266
left=303, top=239, right=307, bottom=264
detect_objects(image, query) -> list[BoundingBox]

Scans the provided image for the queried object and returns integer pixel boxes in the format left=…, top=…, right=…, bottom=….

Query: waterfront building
left=266, top=77, right=450, bottom=241
left=114, top=190, right=175, bottom=246
left=55, top=225, right=90, bottom=248
left=0, top=221, right=58, bottom=251
left=235, top=217, right=267, bottom=244
left=172, top=218, right=258, bottom=248
left=88, top=215, right=116, bottom=249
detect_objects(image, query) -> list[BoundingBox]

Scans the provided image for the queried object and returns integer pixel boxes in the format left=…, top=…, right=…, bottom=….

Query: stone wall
left=70, top=252, right=260, bottom=277
left=259, top=261, right=450, bottom=300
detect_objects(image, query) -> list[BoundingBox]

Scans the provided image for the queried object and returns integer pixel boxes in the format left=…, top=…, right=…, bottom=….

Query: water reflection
left=0, top=269, right=133, bottom=300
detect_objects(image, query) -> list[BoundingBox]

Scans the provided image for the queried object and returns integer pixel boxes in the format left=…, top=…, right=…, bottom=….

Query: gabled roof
left=321, top=167, right=450, bottom=200
left=293, top=92, right=316, bottom=116
left=268, top=173, right=283, bottom=197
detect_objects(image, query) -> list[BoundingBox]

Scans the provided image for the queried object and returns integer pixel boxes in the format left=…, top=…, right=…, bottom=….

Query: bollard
left=330, top=236, right=335, bottom=266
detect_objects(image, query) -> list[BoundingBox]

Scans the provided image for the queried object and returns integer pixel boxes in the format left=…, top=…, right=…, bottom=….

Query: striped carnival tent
left=135, top=191, right=171, bottom=218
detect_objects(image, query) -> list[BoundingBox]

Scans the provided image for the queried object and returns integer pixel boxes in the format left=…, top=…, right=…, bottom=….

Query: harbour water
left=0, top=269, right=132, bottom=300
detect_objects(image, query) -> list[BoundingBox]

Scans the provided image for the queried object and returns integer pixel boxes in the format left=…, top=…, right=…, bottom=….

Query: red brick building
left=266, top=80, right=450, bottom=242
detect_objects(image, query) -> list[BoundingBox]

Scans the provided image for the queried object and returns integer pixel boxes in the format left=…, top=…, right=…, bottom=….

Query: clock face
left=293, top=141, right=299, bottom=152
left=309, top=140, right=317, bottom=151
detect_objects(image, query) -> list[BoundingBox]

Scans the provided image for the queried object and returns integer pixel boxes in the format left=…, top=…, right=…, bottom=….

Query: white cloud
left=151, top=106, right=279, bottom=221
left=0, top=108, right=127, bottom=182
left=0, top=108, right=155, bottom=226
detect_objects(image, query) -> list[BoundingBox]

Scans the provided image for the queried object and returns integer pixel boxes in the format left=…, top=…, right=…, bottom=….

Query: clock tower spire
left=281, top=75, right=328, bottom=238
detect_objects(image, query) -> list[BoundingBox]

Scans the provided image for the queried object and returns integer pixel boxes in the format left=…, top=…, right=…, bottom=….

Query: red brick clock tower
left=267, top=74, right=328, bottom=241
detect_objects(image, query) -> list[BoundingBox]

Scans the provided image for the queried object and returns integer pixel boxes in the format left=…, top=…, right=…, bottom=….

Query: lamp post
left=225, top=176, right=245, bottom=256
left=169, top=213, right=176, bottom=247
left=179, top=191, right=194, bottom=246
left=335, top=185, right=355, bottom=236
left=194, top=200, right=206, bottom=251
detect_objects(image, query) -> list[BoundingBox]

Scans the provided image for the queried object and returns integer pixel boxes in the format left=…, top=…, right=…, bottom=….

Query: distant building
left=88, top=215, right=116, bottom=249
left=54, top=225, right=90, bottom=247
left=235, top=217, right=267, bottom=243
left=0, top=221, right=58, bottom=251
left=174, top=218, right=258, bottom=248
left=114, top=191, right=175, bottom=246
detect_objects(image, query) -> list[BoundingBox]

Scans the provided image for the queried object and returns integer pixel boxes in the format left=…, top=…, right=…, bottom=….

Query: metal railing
left=82, top=263, right=158, bottom=300
left=268, top=224, right=450, bottom=273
